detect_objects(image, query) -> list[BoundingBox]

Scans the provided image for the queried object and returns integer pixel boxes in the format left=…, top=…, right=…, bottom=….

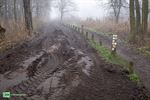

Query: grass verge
left=138, top=46, right=150, bottom=58
left=128, top=73, right=140, bottom=83
left=88, top=39, right=140, bottom=83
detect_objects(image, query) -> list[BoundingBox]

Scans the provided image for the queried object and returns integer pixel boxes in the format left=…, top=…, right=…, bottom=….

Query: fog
left=50, top=0, right=108, bottom=20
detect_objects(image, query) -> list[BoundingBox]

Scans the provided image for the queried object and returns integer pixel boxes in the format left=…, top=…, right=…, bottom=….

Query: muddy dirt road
left=0, top=23, right=150, bottom=100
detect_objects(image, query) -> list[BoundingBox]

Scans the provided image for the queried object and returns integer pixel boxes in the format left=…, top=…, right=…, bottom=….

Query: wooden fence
left=64, top=23, right=134, bottom=74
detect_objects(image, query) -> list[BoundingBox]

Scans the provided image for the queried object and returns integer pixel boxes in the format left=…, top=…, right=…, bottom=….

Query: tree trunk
left=0, top=0, right=3, bottom=19
left=129, top=0, right=136, bottom=43
left=111, top=0, right=122, bottom=23
left=4, top=0, right=8, bottom=21
left=23, top=0, right=33, bottom=35
left=135, top=0, right=141, bottom=35
left=115, top=6, right=121, bottom=23
left=36, top=0, right=40, bottom=18
left=60, top=11, right=63, bottom=21
left=7, top=0, right=12, bottom=19
left=116, top=0, right=122, bottom=23
left=142, top=0, right=148, bottom=37
left=14, top=0, right=17, bottom=22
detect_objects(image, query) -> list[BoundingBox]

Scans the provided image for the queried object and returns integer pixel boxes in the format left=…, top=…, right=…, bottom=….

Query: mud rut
left=0, top=23, right=150, bottom=100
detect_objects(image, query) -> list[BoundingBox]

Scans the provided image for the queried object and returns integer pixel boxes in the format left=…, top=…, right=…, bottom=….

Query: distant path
left=83, top=28, right=150, bottom=91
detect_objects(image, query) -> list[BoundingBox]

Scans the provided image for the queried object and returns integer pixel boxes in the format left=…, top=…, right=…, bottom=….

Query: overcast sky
left=50, top=0, right=108, bottom=20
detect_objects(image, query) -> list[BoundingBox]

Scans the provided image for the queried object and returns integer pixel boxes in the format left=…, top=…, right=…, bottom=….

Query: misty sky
left=50, top=0, right=108, bottom=20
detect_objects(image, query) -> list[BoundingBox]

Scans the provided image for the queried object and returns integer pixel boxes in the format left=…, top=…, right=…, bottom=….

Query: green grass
left=88, top=39, right=140, bottom=83
left=89, top=39, right=129, bottom=69
left=128, top=73, right=140, bottom=83
left=138, top=46, right=150, bottom=58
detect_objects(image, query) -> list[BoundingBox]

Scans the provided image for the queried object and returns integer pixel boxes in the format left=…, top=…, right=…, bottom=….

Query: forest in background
left=0, top=0, right=52, bottom=51
left=73, top=0, right=150, bottom=56
left=78, top=0, right=150, bottom=45
left=0, top=0, right=150, bottom=53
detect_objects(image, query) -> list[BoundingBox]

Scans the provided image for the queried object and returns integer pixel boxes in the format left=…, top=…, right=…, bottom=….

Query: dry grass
left=0, top=18, right=47, bottom=52
left=33, top=18, right=48, bottom=31
left=80, top=19, right=130, bottom=39
left=79, top=19, right=150, bottom=44
left=0, top=20, right=28, bottom=52
left=78, top=18, right=150, bottom=55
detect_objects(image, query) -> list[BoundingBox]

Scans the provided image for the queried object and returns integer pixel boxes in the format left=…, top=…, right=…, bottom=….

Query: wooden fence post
left=78, top=27, right=80, bottom=32
left=81, top=25, right=84, bottom=34
left=92, top=34, right=94, bottom=40
left=129, top=61, right=134, bottom=74
left=75, top=27, right=77, bottom=31
left=99, top=40, right=102, bottom=46
left=86, top=32, right=88, bottom=39
left=111, top=34, right=118, bottom=54
left=72, top=25, right=74, bottom=29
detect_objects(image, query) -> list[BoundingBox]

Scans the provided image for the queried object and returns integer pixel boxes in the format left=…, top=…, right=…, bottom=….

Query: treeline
left=0, top=0, right=52, bottom=34
left=98, top=0, right=149, bottom=44
left=130, top=0, right=149, bottom=44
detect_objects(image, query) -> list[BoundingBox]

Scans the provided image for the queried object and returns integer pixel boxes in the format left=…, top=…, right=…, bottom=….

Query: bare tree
left=34, top=0, right=40, bottom=17
left=32, top=0, right=52, bottom=18
left=110, top=0, right=122, bottom=23
left=23, top=0, right=33, bottom=34
left=56, top=0, right=76, bottom=21
left=0, top=0, right=6, bottom=41
left=142, top=0, right=148, bottom=36
left=135, top=0, right=141, bottom=37
left=97, top=0, right=128, bottom=23
left=0, top=0, right=4, bottom=19
left=0, top=0, right=2, bottom=7
left=129, top=0, right=136, bottom=42
left=128, top=0, right=149, bottom=43
left=14, top=0, right=17, bottom=22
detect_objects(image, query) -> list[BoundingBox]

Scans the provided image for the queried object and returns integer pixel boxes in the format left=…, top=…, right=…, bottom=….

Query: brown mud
left=0, top=23, right=150, bottom=100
